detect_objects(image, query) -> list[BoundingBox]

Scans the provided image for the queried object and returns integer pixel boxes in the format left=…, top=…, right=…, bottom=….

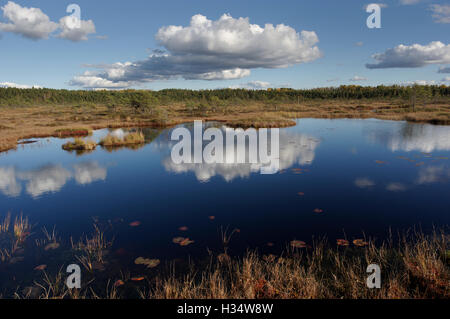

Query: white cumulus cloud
left=0, top=1, right=96, bottom=41
left=0, top=1, right=58, bottom=40
left=366, top=41, right=450, bottom=69
left=57, top=15, right=96, bottom=42
left=70, top=14, right=321, bottom=89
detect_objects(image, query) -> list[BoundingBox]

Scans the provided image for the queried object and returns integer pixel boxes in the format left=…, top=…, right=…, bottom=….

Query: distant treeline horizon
left=1, top=85, right=449, bottom=107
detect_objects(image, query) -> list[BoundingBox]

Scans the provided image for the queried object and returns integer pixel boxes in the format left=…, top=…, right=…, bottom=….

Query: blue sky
left=0, top=0, right=449, bottom=90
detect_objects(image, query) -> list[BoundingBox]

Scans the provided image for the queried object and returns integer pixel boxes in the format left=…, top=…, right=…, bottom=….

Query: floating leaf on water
left=290, top=240, right=307, bottom=248
left=135, top=257, right=160, bottom=268
left=172, top=237, right=185, bottom=244
left=353, top=239, right=368, bottom=247
left=145, top=259, right=160, bottom=268
left=180, top=238, right=195, bottom=246
left=131, top=277, right=145, bottom=282
left=267, top=242, right=274, bottom=247
left=297, top=192, right=305, bottom=196
left=129, top=221, right=141, bottom=227
left=178, top=226, right=188, bottom=231
left=313, top=208, right=323, bottom=214
left=114, top=280, right=125, bottom=287
left=34, top=264, right=47, bottom=271
left=44, top=242, right=60, bottom=251
left=235, top=229, right=241, bottom=233
left=375, top=160, right=387, bottom=164
left=336, top=239, right=349, bottom=247
left=208, top=216, right=215, bottom=220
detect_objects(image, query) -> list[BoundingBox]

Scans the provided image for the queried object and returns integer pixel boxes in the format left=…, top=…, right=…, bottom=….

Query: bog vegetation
left=1, top=85, right=449, bottom=109
left=0, top=85, right=449, bottom=153
left=1, top=212, right=448, bottom=299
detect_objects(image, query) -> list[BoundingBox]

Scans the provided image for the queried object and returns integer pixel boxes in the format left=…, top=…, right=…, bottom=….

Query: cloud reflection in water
left=0, top=161, right=107, bottom=198
left=162, top=127, right=321, bottom=182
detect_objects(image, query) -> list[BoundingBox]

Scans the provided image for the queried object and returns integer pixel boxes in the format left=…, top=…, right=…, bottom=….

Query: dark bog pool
left=0, top=119, right=449, bottom=264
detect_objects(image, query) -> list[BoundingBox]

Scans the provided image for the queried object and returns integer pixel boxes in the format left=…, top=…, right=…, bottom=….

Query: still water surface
left=0, top=119, right=449, bottom=260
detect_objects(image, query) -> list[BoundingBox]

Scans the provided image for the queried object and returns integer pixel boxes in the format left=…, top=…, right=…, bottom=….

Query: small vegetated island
left=99, top=132, right=145, bottom=147
left=62, top=138, right=96, bottom=151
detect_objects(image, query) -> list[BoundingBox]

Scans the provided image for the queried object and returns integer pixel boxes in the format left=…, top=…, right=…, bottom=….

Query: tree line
left=0, top=85, right=449, bottom=108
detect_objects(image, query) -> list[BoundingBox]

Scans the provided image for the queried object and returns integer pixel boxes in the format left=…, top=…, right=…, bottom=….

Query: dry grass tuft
left=62, top=138, right=97, bottom=151
left=99, top=132, right=145, bottom=147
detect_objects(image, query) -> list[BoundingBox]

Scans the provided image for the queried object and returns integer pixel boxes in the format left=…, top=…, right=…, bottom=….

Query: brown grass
left=99, top=131, right=145, bottom=147
left=62, top=138, right=97, bottom=151
left=139, top=232, right=449, bottom=299
left=0, top=99, right=448, bottom=153
left=8, top=222, right=448, bottom=299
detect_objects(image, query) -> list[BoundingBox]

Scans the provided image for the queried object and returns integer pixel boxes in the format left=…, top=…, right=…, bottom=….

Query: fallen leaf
left=44, top=242, right=60, bottom=251
left=34, top=264, right=47, bottom=271
left=180, top=238, right=195, bottom=246
left=131, top=277, right=145, bottom=282
left=172, top=237, right=185, bottom=244
left=290, top=240, right=307, bottom=248
left=129, top=221, right=141, bottom=227
left=208, top=216, right=215, bottom=220
left=178, top=226, right=188, bottom=231
left=336, top=239, right=349, bottom=247
left=114, top=280, right=125, bottom=287
left=135, top=257, right=160, bottom=268
left=297, top=192, right=305, bottom=196
left=353, top=239, right=368, bottom=247
left=313, top=208, right=323, bottom=214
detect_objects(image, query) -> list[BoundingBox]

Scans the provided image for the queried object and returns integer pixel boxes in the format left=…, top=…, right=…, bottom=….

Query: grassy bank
left=0, top=86, right=449, bottom=153
left=0, top=213, right=448, bottom=299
